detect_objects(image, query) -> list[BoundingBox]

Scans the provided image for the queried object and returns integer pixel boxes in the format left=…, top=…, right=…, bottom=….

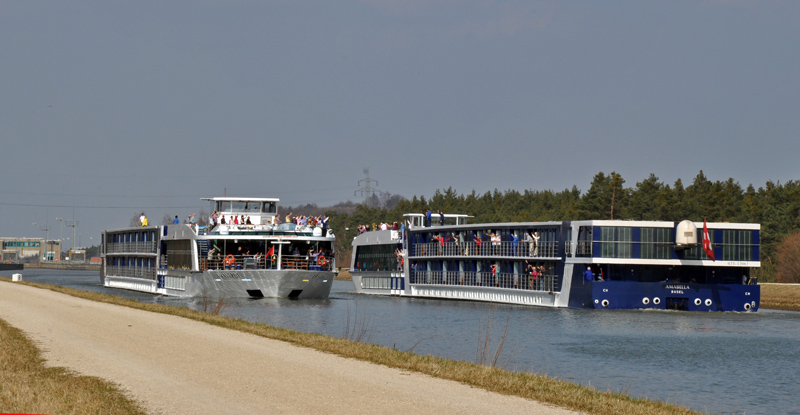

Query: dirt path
left=0, top=282, right=581, bottom=415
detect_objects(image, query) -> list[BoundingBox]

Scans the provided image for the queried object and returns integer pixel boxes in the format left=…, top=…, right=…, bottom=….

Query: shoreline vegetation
left=759, top=283, right=800, bottom=312
left=0, top=277, right=706, bottom=415
left=0, top=317, right=147, bottom=414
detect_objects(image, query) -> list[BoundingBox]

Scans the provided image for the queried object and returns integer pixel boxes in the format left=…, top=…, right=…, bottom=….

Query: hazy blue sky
left=2, top=1, right=798, bottom=245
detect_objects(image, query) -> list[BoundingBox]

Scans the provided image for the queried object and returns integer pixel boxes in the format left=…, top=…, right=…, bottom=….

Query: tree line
left=323, top=171, right=800, bottom=282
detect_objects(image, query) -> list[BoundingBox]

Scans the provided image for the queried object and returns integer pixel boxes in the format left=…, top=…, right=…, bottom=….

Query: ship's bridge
left=203, top=197, right=279, bottom=226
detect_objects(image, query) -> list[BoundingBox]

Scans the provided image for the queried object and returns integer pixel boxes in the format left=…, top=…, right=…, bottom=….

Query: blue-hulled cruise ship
left=350, top=214, right=760, bottom=312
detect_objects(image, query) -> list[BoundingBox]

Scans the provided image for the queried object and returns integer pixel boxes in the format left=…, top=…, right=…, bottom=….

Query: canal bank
left=6, top=269, right=800, bottom=415
left=0, top=280, right=590, bottom=415
left=24, top=262, right=101, bottom=271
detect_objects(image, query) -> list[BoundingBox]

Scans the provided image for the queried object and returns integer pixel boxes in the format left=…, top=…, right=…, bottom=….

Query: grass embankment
left=0, top=317, right=147, bottom=415
left=1, top=276, right=701, bottom=415
left=760, top=283, right=800, bottom=312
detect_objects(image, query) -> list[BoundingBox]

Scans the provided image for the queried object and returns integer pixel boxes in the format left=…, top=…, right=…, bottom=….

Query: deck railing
left=200, top=254, right=333, bottom=272
left=105, top=241, right=158, bottom=254
left=105, top=265, right=157, bottom=279
left=413, top=241, right=558, bottom=258
left=410, top=270, right=559, bottom=292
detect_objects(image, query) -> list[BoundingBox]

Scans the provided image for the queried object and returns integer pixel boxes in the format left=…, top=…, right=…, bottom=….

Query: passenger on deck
left=173, top=215, right=180, bottom=225
left=245, top=216, right=252, bottom=225
left=473, top=233, right=482, bottom=255
left=511, top=232, right=519, bottom=256
left=532, top=232, right=540, bottom=256
left=425, top=209, right=432, bottom=227
left=139, top=212, right=146, bottom=226
left=584, top=266, right=594, bottom=282
left=489, top=263, right=499, bottom=286
left=220, top=216, right=226, bottom=225
left=439, top=210, right=445, bottom=226
left=453, top=232, right=463, bottom=255
left=490, top=232, right=500, bottom=255
left=392, top=221, right=399, bottom=231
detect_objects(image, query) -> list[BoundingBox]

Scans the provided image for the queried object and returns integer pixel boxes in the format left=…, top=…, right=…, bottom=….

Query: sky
left=1, top=0, right=798, bottom=245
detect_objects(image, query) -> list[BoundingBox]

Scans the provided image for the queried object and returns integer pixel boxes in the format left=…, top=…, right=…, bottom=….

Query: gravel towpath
left=0, top=281, right=582, bottom=415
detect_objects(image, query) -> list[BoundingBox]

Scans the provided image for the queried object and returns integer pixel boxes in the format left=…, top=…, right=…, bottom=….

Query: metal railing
left=410, top=270, right=559, bottom=292
left=105, top=242, right=158, bottom=254
left=105, top=265, right=157, bottom=279
left=200, top=254, right=333, bottom=271
left=413, top=241, right=558, bottom=258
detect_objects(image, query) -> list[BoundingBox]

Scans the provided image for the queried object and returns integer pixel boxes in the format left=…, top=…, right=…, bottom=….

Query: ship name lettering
left=665, top=284, right=689, bottom=290
left=217, top=272, right=243, bottom=279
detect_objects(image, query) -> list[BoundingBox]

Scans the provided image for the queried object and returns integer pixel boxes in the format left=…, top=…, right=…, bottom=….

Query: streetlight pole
left=56, top=217, right=64, bottom=261
left=66, top=220, right=79, bottom=252
left=32, top=222, right=50, bottom=262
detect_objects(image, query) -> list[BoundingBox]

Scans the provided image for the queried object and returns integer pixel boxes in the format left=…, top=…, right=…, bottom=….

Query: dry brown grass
left=335, top=268, right=352, bottom=280
left=760, top=283, right=800, bottom=311
left=3, top=277, right=704, bottom=415
left=0, top=317, right=147, bottom=415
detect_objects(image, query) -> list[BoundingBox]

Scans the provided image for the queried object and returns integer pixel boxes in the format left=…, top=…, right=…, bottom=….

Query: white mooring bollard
left=11, top=273, right=22, bottom=282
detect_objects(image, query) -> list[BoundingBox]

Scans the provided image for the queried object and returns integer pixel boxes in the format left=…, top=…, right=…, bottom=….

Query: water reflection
left=6, top=268, right=800, bottom=415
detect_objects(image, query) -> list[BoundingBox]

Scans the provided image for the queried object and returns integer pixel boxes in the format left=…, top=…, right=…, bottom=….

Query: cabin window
left=722, top=230, right=753, bottom=261
left=231, top=201, right=246, bottom=212
left=599, top=227, right=632, bottom=258
left=640, top=228, right=671, bottom=259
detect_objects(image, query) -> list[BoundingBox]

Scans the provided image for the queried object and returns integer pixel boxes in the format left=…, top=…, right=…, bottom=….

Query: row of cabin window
left=111, top=231, right=157, bottom=243
left=595, top=227, right=755, bottom=261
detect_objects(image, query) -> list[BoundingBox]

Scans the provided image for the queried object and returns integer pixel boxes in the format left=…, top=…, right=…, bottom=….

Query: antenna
left=354, top=167, right=381, bottom=206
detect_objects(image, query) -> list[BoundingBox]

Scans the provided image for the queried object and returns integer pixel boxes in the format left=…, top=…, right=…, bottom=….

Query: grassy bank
left=760, top=283, right=800, bottom=312
left=0, top=317, right=147, bottom=415
left=1, top=277, right=701, bottom=415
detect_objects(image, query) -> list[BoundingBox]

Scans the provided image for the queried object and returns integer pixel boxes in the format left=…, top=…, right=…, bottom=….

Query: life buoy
left=319, top=256, right=327, bottom=266
left=224, top=255, right=235, bottom=266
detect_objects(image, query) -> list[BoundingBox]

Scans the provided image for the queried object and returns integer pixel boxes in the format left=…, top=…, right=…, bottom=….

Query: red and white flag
left=702, top=218, right=715, bottom=261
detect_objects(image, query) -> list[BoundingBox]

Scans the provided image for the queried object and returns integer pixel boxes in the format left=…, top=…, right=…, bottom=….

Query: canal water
left=7, top=268, right=800, bottom=415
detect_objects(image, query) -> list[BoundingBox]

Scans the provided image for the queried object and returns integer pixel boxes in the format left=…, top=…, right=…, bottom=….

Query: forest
left=316, top=171, right=800, bottom=283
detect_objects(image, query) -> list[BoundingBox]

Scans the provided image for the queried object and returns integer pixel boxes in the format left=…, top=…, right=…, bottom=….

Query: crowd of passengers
left=205, top=245, right=332, bottom=270
left=206, top=211, right=330, bottom=230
